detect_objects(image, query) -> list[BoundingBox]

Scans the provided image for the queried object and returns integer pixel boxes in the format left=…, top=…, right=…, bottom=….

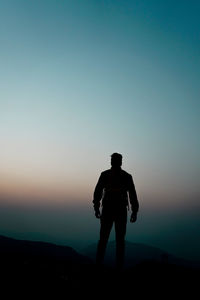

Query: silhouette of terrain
left=0, top=235, right=91, bottom=297
left=83, top=240, right=200, bottom=269
left=0, top=235, right=199, bottom=297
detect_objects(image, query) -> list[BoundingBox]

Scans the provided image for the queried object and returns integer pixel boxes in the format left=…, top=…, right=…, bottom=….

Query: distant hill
left=0, top=234, right=91, bottom=296
left=0, top=235, right=199, bottom=297
left=82, top=240, right=200, bottom=269
left=0, top=234, right=89, bottom=263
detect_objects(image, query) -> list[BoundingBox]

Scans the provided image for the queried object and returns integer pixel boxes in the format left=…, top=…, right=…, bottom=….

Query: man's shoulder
left=101, top=169, right=111, bottom=176
left=100, top=169, right=133, bottom=179
left=121, top=169, right=132, bottom=178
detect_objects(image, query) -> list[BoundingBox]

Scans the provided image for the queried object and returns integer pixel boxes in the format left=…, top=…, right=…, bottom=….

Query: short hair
left=111, top=153, right=123, bottom=160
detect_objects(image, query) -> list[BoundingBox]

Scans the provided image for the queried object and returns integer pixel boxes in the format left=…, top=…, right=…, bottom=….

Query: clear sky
left=0, top=0, right=200, bottom=260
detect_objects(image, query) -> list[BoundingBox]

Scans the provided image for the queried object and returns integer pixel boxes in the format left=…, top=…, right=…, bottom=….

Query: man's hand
left=130, top=212, right=137, bottom=223
left=95, top=209, right=101, bottom=219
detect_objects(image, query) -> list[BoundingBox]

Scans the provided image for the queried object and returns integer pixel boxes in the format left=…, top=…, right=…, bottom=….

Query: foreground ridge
left=0, top=235, right=199, bottom=297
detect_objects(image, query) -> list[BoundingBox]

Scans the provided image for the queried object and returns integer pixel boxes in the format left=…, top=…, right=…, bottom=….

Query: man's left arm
left=128, top=175, right=139, bottom=222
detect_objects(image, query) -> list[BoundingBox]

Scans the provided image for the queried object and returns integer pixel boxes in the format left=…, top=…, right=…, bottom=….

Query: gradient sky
left=0, top=0, right=200, bottom=260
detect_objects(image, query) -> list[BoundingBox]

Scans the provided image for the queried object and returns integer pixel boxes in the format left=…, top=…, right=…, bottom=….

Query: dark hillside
left=0, top=235, right=198, bottom=297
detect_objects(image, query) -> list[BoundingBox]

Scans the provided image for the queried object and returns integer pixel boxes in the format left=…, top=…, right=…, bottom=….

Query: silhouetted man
left=93, top=153, right=139, bottom=270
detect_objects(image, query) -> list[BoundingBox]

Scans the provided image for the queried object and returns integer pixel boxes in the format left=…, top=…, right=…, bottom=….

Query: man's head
left=111, top=153, right=123, bottom=168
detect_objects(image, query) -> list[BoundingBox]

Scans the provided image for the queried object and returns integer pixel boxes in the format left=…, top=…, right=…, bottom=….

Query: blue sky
left=0, top=0, right=200, bottom=260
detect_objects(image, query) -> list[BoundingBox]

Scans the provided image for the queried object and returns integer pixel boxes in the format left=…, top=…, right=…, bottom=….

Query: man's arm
left=93, top=173, right=104, bottom=218
left=128, top=175, right=139, bottom=222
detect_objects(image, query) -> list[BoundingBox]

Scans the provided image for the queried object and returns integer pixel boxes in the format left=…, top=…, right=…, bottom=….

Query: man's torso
left=101, top=168, right=131, bottom=207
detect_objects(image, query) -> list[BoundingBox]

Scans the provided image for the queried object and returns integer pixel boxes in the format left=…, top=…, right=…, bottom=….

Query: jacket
left=93, top=168, right=139, bottom=212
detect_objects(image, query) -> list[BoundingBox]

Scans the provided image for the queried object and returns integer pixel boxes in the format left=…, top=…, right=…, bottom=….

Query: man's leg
left=96, top=209, right=113, bottom=266
left=115, top=207, right=127, bottom=270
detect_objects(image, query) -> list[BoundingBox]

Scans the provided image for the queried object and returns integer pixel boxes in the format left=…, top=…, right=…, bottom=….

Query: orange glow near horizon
left=0, top=171, right=93, bottom=205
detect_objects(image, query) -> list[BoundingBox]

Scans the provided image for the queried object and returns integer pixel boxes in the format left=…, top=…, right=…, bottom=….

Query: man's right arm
left=93, top=173, right=104, bottom=218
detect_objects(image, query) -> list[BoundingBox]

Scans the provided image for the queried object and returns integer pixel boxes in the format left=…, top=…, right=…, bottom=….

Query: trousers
left=96, top=205, right=127, bottom=269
